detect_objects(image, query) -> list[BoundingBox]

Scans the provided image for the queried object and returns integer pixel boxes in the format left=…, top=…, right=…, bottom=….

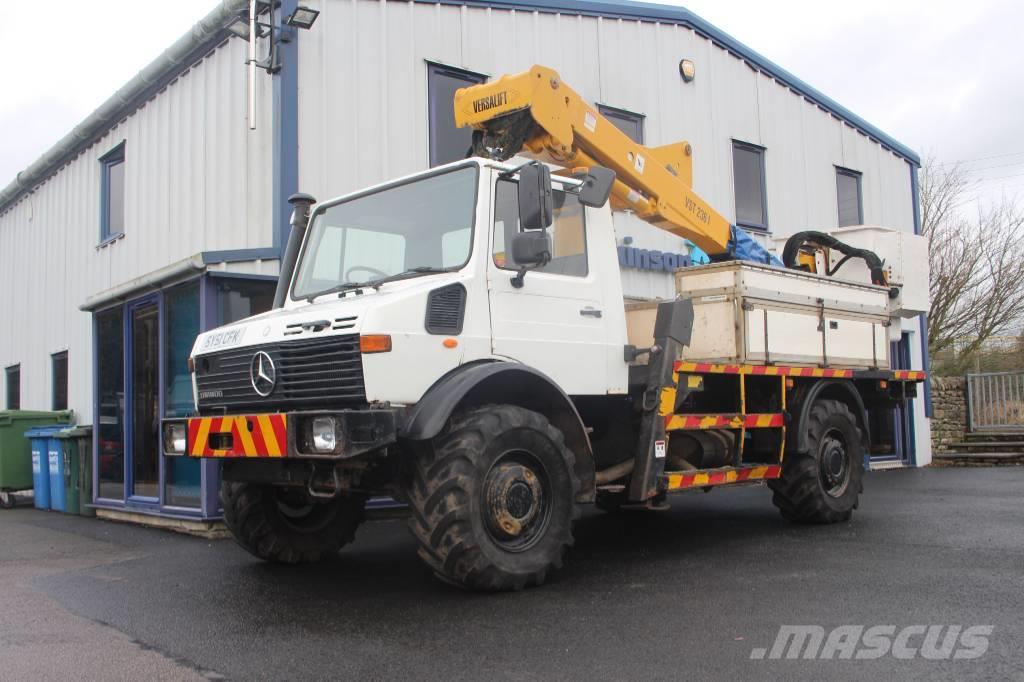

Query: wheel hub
left=484, top=460, right=546, bottom=544
left=819, top=432, right=850, bottom=497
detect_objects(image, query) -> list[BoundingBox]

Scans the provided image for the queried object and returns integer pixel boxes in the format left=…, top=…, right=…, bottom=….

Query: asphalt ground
left=1, top=466, right=1021, bottom=681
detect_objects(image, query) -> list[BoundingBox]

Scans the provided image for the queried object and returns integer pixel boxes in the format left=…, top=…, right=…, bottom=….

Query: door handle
left=579, top=307, right=603, bottom=318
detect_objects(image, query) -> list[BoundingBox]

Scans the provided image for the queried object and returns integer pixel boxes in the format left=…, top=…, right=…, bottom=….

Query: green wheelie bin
left=0, top=410, right=73, bottom=508
left=54, top=426, right=94, bottom=516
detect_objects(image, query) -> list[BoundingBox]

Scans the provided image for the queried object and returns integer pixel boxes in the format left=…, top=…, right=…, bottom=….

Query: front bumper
left=178, top=409, right=398, bottom=460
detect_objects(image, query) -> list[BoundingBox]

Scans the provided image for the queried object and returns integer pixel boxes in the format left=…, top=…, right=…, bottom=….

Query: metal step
left=964, top=432, right=1024, bottom=441
left=663, top=464, right=781, bottom=491
left=946, top=441, right=1024, bottom=451
left=933, top=452, right=1024, bottom=464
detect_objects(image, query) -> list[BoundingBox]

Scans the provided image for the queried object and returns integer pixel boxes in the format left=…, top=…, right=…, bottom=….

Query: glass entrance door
left=129, top=300, right=160, bottom=500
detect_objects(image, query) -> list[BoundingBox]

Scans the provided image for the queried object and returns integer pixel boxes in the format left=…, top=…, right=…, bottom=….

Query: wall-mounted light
left=226, top=13, right=268, bottom=41
left=679, top=59, right=696, bottom=83
left=285, top=6, right=320, bottom=30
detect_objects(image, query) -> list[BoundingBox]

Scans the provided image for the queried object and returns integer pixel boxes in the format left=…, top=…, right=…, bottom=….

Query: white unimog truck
left=170, top=67, right=927, bottom=591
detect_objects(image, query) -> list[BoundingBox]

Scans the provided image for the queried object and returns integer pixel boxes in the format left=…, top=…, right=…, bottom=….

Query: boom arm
left=454, top=65, right=732, bottom=256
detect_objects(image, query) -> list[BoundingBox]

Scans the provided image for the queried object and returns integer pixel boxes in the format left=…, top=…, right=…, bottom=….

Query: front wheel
left=769, top=399, right=864, bottom=523
left=404, top=404, right=581, bottom=591
left=220, top=482, right=366, bottom=563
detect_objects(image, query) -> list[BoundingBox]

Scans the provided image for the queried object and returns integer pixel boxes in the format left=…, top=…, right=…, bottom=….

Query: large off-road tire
left=220, top=482, right=365, bottom=564
left=769, top=399, right=865, bottom=523
left=405, top=404, right=580, bottom=591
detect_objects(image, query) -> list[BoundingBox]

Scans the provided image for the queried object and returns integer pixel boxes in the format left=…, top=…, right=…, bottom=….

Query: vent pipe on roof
left=0, top=0, right=249, bottom=214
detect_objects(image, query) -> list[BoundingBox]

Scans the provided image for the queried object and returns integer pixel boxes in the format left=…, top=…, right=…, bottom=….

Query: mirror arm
left=509, top=252, right=550, bottom=289
left=510, top=267, right=529, bottom=289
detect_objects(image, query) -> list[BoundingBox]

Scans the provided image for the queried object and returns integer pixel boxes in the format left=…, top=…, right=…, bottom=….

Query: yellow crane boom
left=454, top=65, right=732, bottom=256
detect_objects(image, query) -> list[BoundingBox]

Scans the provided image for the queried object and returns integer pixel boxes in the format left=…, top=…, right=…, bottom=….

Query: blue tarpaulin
left=727, top=225, right=783, bottom=267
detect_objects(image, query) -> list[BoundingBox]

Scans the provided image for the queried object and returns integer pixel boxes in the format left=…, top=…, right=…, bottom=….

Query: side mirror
left=511, top=231, right=551, bottom=266
left=518, top=163, right=554, bottom=230
left=509, top=231, right=551, bottom=289
left=576, top=166, right=616, bottom=208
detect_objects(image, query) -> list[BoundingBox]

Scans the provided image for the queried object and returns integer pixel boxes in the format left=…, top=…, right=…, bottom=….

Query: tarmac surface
left=1, top=465, right=1021, bottom=681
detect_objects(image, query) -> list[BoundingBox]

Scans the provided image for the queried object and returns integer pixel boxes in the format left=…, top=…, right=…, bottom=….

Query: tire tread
left=405, top=404, right=579, bottom=591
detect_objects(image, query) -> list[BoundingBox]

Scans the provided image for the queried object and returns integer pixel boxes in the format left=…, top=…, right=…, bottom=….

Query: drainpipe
left=273, top=193, right=316, bottom=308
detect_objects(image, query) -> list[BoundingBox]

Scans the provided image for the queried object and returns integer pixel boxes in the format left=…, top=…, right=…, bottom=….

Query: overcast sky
left=1, top=0, right=1021, bottom=208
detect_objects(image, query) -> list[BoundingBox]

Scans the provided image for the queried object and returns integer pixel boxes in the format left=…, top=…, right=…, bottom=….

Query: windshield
left=292, top=166, right=478, bottom=300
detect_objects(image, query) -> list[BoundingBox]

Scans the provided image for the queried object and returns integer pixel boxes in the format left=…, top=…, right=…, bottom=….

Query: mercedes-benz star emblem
left=249, top=351, right=276, bottom=397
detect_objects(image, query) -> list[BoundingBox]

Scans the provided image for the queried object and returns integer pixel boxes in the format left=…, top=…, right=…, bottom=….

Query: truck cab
left=190, top=158, right=626, bottom=414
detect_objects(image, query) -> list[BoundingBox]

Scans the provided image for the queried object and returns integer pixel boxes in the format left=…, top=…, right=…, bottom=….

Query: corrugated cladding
left=0, top=39, right=273, bottom=420
left=297, top=1, right=915, bottom=237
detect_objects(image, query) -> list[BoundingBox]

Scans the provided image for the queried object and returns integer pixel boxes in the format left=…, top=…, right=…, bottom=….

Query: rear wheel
left=404, top=404, right=580, bottom=591
left=769, top=399, right=864, bottom=523
left=220, top=482, right=365, bottom=563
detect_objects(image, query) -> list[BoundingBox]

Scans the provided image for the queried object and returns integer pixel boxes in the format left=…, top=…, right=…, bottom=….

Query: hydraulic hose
left=781, top=230, right=888, bottom=286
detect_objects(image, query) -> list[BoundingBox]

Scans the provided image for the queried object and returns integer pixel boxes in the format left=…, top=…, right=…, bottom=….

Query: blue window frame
left=51, top=351, right=68, bottom=411
left=427, top=62, right=486, bottom=167
left=836, top=167, right=863, bottom=227
left=732, top=140, right=768, bottom=231
left=4, top=364, right=19, bottom=410
left=99, top=142, right=126, bottom=243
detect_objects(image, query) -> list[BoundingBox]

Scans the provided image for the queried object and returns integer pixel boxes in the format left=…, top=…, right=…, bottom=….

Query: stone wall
left=930, top=377, right=967, bottom=452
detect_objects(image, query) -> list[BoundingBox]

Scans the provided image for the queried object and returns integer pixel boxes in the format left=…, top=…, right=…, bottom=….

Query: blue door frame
left=91, top=275, right=223, bottom=519
left=125, top=295, right=162, bottom=508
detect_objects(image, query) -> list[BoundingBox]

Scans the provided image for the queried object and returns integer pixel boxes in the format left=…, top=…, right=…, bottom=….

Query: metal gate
left=966, top=371, right=1024, bottom=432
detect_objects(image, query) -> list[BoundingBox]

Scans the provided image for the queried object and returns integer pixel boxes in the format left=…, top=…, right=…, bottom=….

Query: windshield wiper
left=362, top=266, right=455, bottom=288
left=306, top=281, right=371, bottom=303
left=305, top=267, right=455, bottom=303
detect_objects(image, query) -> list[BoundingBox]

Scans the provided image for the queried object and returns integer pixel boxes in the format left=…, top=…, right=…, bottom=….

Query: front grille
left=195, top=334, right=365, bottom=412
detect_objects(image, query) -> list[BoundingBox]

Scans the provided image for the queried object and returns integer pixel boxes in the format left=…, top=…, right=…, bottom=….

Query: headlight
left=163, top=422, right=187, bottom=455
left=311, top=417, right=337, bottom=452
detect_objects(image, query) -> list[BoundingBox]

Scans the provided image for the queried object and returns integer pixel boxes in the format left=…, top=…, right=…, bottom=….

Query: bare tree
left=921, top=156, right=1024, bottom=374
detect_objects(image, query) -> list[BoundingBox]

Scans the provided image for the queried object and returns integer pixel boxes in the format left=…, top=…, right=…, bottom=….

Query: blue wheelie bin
left=25, top=425, right=67, bottom=510
left=47, top=432, right=68, bottom=512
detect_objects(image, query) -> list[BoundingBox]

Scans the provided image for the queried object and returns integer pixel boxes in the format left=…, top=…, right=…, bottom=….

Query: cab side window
left=493, top=180, right=588, bottom=277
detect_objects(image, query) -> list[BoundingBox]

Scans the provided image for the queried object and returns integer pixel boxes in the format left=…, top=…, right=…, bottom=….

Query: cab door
left=486, top=176, right=611, bottom=395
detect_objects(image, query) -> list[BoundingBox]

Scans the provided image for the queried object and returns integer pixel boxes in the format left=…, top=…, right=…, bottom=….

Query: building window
left=427, top=62, right=486, bottom=167
left=164, top=281, right=201, bottom=508
left=493, top=180, right=588, bottom=277
left=213, top=276, right=276, bottom=326
left=5, top=365, right=19, bottom=410
left=597, top=104, right=645, bottom=144
left=52, top=352, right=68, bottom=411
left=732, top=141, right=768, bottom=231
left=100, top=142, right=126, bottom=242
left=836, top=167, right=863, bottom=227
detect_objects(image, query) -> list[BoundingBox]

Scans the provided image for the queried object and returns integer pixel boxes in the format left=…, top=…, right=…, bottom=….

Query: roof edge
left=0, top=0, right=249, bottom=215
left=420, top=0, right=920, bottom=166
left=2, top=0, right=920, bottom=217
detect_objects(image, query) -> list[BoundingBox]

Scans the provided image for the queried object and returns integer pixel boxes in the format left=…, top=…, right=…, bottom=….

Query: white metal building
left=0, top=0, right=931, bottom=521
